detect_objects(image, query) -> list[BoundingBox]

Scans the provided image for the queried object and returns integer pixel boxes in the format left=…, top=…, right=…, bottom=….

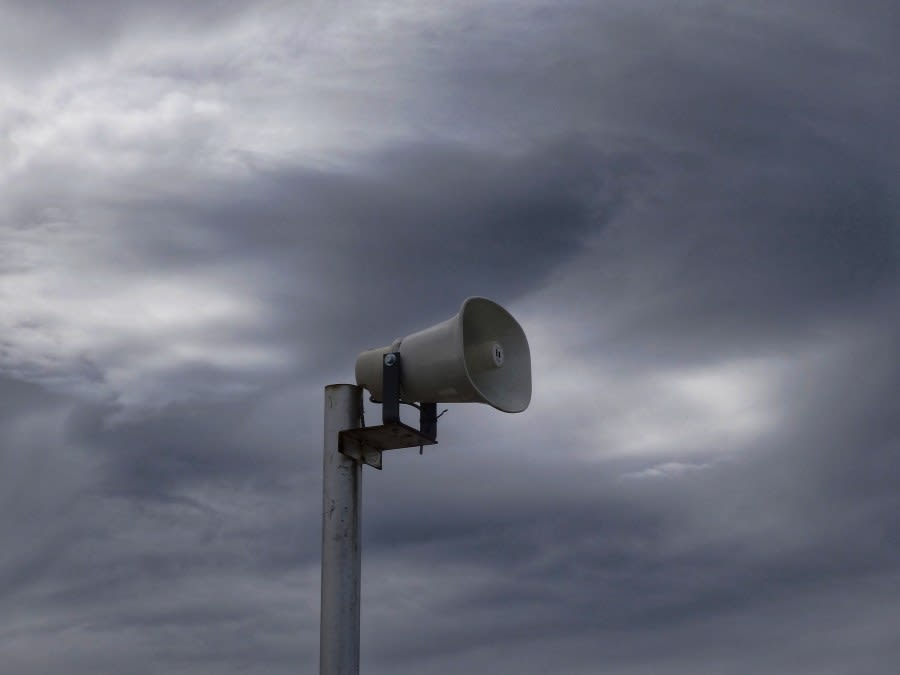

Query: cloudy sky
left=2, top=1, right=898, bottom=673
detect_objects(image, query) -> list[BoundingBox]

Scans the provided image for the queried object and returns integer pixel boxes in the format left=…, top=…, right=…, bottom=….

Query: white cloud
left=619, top=460, right=716, bottom=480
left=514, top=305, right=781, bottom=461
left=0, top=1, right=482, bottom=188
left=0, top=215, right=290, bottom=411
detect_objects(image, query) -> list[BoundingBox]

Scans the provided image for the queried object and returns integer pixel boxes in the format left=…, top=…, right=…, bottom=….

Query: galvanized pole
left=320, top=384, right=363, bottom=675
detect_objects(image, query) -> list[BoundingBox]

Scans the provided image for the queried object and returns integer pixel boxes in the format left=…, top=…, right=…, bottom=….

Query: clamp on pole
left=339, top=353, right=439, bottom=469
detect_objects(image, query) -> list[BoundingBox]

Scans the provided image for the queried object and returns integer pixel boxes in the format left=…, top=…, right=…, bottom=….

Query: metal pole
left=320, top=384, right=363, bottom=675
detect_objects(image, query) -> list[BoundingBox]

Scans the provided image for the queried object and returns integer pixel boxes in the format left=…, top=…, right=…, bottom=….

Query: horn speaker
left=355, top=297, right=531, bottom=413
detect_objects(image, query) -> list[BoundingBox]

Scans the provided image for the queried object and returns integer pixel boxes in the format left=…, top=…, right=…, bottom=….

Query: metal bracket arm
left=338, top=352, right=439, bottom=469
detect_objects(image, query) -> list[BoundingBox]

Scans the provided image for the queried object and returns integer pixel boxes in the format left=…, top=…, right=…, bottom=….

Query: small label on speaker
left=492, top=342, right=504, bottom=368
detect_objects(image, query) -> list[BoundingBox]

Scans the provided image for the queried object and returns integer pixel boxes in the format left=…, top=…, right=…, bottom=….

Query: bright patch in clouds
left=0, top=216, right=289, bottom=410
left=0, top=1, right=461, bottom=185
left=525, top=311, right=778, bottom=460
left=614, top=360, right=776, bottom=455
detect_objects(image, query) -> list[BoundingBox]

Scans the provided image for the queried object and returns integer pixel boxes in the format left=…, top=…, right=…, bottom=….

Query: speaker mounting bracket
left=338, top=353, right=438, bottom=469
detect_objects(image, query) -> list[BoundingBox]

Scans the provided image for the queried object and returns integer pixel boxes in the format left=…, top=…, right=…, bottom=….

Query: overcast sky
left=2, top=1, right=899, bottom=673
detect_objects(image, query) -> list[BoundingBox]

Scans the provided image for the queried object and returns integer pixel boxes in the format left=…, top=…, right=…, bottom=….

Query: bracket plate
left=339, top=422, right=438, bottom=470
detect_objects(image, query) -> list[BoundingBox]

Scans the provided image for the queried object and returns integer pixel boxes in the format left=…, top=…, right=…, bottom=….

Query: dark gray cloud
left=1, top=1, right=898, bottom=673
left=140, top=137, right=622, bottom=372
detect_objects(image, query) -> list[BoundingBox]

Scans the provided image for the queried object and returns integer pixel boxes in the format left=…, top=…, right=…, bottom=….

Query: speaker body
left=355, top=297, right=531, bottom=413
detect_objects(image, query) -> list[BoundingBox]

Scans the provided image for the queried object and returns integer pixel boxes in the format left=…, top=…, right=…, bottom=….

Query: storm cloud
left=1, top=1, right=898, bottom=673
